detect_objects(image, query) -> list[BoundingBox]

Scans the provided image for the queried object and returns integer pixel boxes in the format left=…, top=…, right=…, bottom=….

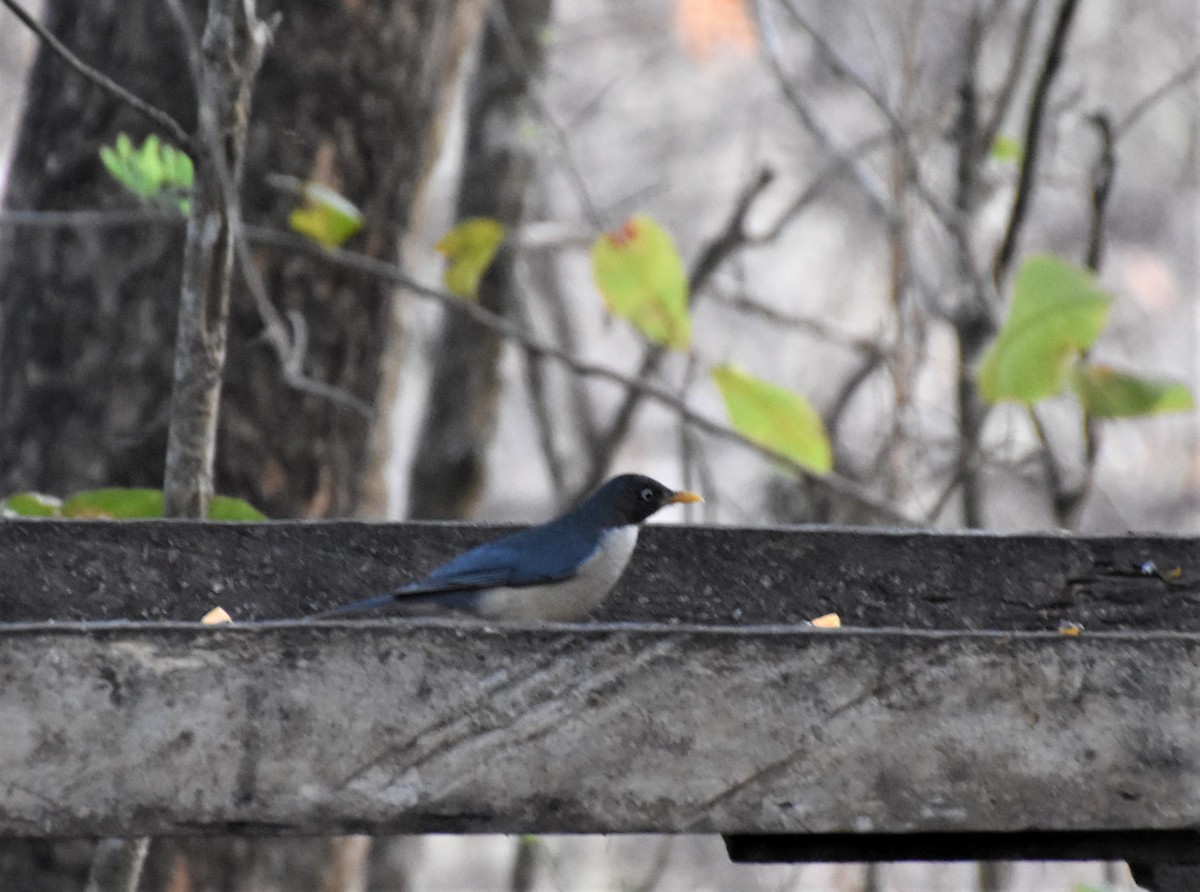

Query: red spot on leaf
left=607, top=219, right=640, bottom=248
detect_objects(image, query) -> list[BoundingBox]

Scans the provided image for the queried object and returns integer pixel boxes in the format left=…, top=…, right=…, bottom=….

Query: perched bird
left=314, top=474, right=701, bottom=622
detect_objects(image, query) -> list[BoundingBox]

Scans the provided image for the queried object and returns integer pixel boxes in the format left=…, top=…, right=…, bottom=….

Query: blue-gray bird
left=314, top=474, right=701, bottom=622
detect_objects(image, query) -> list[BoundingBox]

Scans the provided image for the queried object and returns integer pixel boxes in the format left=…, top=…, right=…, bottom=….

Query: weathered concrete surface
left=0, top=520, right=1197, bottom=629
left=1, top=620, right=1200, bottom=837
left=1, top=521, right=1199, bottom=846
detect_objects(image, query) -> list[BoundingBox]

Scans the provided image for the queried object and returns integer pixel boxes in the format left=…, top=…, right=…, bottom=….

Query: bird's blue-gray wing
left=400, top=521, right=598, bottom=595
left=313, top=521, right=601, bottom=618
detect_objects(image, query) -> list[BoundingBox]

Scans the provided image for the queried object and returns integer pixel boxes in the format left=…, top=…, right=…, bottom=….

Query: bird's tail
left=305, top=593, right=397, bottom=621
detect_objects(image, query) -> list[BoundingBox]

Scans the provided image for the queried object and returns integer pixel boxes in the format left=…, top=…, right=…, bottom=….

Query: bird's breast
left=474, top=524, right=640, bottom=622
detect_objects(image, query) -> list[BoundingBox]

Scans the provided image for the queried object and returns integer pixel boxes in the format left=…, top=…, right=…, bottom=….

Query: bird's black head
left=584, top=474, right=703, bottom=527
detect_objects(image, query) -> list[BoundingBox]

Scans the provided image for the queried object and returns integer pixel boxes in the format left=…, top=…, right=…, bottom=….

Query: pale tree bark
left=408, top=0, right=554, bottom=520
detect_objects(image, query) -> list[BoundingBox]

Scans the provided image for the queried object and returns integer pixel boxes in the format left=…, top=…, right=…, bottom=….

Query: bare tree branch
left=1051, top=112, right=1115, bottom=527
left=1115, top=51, right=1200, bottom=138
left=162, top=0, right=268, bottom=519
left=713, top=290, right=884, bottom=357
left=1083, top=112, right=1115, bottom=272
left=978, top=0, right=1041, bottom=155
left=487, top=0, right=603, bottom=227
left=950, top=8, right=993, bottom=528
left=0, top=0, right=192, bottom=149
left=753, top=0, right=893, bottom=221
left=0, top=208, right=178, bottom=228
left=991, top=0, right=1081, bottom=288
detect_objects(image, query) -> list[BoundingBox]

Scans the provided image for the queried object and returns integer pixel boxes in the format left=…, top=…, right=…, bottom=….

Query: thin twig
left=1115, top=51, right=1200, bottom=138
left=0, top=0, right=192, bottom=149
left=753, top=0, right=892, bottom=221
left=754, top=0, right=945, bottom=308
left=1027, top=404, right=1067, bottom=517
left=1083, top=113, right=1114, bottom=272
left=1054, top=113, right=1115, bottom=527
left=825, top=350, right=886, bottom=446
left=978, top=0, right=1041, bottom=155
left=0, top=208, right=180, bottom=228
left=775, top=0, right=959, bottom=235
left=248, top=227, right=917, bottom=525
left=713, top=291, right=883, bottom=356
left=991, top=0, right=1081, bottom=288
left=511, top=278, right=569, bottom=496
left=0, top=205, right=180, bottom=226
left=753, top=130, right=893, bottom=243
left=0, top=210, right=370, bottom=415
left=487, top=0, right=603, bottom=227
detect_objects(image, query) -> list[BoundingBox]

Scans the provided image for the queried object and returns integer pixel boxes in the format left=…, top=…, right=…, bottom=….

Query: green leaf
left=992, top=135, right=1024, bottom=163
left=711, top=364, right=832, bottom=473
left=99, top=133, right=194, bottom=212
left=288, top=182, right=365, bottom=250
left=1, top=492, right=63, bottom=518
left=58, top=488, right=266, bottom=520
left=977, top=255, right=1113, bottom=404
left=591, top=214, right=691, bottom=350
left=139, top=134, right=164, bottom=185
left=436, top=217, right=506, bottom=298
left=63, top=488, right=165, bottom=518
left=1071, top=364, right=1194, bottom=418
left=162, top=143, right=194, bottom=191
left=208, top=495, right=268, bottom=521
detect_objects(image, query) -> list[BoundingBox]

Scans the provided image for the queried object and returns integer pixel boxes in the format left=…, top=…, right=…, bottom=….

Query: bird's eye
left=640, top=487, right=655, bottom=502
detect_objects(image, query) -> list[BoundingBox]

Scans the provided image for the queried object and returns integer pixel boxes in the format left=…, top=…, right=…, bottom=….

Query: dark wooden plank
left=0, top=520, right=1197, bottom=629
left=0, top=620, right=1199, bottom=837
left=725, top=831, right=1200, bottom=863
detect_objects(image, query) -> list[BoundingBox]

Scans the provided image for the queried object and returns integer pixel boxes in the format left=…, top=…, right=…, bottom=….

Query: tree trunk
left=408, top=0, right=553, bottom=520
left=0, top=0, right=482, bottom=888
left=0, top=0, right=478, bottom=518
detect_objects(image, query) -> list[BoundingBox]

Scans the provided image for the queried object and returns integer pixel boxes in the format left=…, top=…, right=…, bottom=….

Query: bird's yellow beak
left=666, top=490, right=703, bottom=505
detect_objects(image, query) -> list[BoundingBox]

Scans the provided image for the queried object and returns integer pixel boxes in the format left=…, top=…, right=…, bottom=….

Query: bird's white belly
left=475, top=525, right=640, bottom=621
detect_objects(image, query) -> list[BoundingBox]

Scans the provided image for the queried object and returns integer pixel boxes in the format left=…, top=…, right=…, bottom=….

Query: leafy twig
left=1115, top=51, right=1200, bottom=138
left=248, top=227, right=918, bottom=525
left=573, top=166, right=777, bottom=499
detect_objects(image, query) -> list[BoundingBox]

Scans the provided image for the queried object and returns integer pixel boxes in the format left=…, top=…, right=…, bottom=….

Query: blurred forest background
left=0, top=0, right=1197, bottom=890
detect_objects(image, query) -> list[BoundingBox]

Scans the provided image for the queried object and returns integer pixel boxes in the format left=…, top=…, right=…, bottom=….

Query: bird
left=312, top=474, right=701, bottom=622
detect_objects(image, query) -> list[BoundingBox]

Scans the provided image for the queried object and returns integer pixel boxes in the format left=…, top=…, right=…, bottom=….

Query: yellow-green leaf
left=208, top=495, right=268, bottom=520
left=99, top=133, right=193, bottom=213
left=1, top=492, right=63, bottom=518
left=288, top=182, right=364, bottom=249
left=1071, top=364, right=1194, bottom=418
left=591, top=214, right=691, bottom=350
left=991, top=134, right=1024, bottom=163
left=57, top=488, right=266, bottom=520
left=977, top=255, right=1113, bottom=404
left=436, top=217, right=506, bottom=298
left=711, top=365, right=832, bottom=473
